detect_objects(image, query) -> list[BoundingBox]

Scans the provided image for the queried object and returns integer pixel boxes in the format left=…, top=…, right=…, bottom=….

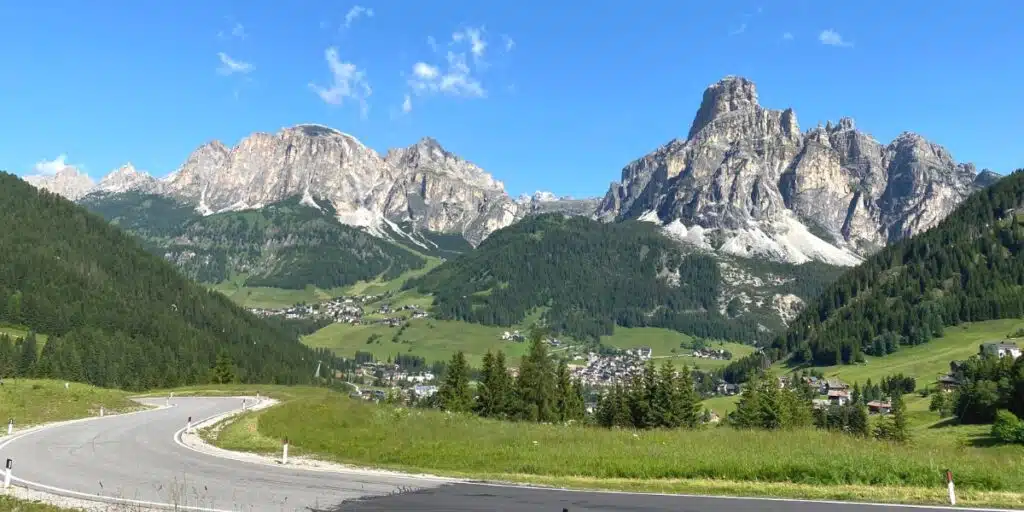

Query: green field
left=205, top=390, right=1024, bottom=508
left=601, top=327, right=755, bottom=370
left=783, top=318, right=1024, bottom=386
left=208, top=259, right=442, bottom=309
left=303, top=317, right=533, bottom=366
left=0, top=379, right=139, bottom=426
left=0, top=324, right=49, bottom=345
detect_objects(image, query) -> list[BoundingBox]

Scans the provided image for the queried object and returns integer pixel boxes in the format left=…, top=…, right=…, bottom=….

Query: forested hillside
left=774, top=169, right=1024, bottom=367
left=81, top=193, right=429, bottom=289
left=409, top=214, right=784, bottom=342
left=0, top=172, right=335, bottom=389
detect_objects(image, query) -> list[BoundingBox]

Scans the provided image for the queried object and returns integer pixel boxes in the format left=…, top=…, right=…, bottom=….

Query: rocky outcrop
left=67, top=125, right=536, bottom=246
left=597, top=76, right=996, bottom=265
left=94, top=163, right=158, bottom=194
left=23, top=167, right=95, bottom=201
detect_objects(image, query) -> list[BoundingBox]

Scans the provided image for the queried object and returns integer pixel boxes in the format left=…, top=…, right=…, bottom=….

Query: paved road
left=0, top=397, right=1006, bottom=511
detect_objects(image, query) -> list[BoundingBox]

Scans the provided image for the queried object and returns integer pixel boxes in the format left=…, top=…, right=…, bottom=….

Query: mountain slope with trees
left=771, top=168, right=1024, bottom=368
left=0, top=172, right=336, bottom=389
left=80, top=192, right=431, bottom=288
left=407, top=213, right=840, bottom=343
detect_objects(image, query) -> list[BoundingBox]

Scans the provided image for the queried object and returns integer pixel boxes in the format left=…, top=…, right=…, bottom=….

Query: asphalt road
left=0, top=397, right=1007, bottom=512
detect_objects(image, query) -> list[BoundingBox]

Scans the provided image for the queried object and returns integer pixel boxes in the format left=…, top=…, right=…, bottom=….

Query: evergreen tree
left=437, top=351, right=473, bottom=412
left=848, top=403, right=870, bottom=437
left=514, top=330, right=556, bottom=422
left=675, top=364, right=702, bottom=428
left=211, top=352, right=237, bottom=384
left=476, top=351, right=498, bottom=417
left=17, top=334, right=38, bottom=377
left=553, top=359, right=584, bottom=422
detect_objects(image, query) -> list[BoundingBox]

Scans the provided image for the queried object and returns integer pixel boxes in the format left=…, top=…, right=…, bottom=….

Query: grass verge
left=0, top=379, right=139, bottom=426
left=203, top=390, right=1024, bottom=509
left=0, top=496, right=76, bottom=512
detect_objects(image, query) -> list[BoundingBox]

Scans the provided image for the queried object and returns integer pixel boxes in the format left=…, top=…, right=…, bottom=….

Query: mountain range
left=20, top=76, right=1004, bottom=338
left=27, top=76, right=997, bottom=268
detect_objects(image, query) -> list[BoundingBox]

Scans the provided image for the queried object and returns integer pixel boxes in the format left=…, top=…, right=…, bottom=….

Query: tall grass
left=219, top=393, right=1024, bottom=492
left=0, top=379, right=138, bottom=426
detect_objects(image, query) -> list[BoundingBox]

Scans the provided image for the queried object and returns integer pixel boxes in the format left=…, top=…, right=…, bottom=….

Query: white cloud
left=217, top=52, right=253, bottom=75
left=729, top=23, right=747, bottom=36
left=310, top=47, right=372, bottom=118
left=502, top=34, right=515, bottom=52
left=401, top=94, right=412, bottom=113
left=344, top=5, right=374, bottom=28
left=409, top=51, right=485, bottom=98
left=407, top=26, right=495, bottom=100
left=819, top=29, right=853, bottom=47
left=782, top=32, right=794, bottom=41
left=32, top=154, right=73, bottom=175
left=413, top=62, right=440, bottom=80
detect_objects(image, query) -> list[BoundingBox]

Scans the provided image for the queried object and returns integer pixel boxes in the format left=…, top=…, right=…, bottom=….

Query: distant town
left=247, top=294, right=429, bottom=327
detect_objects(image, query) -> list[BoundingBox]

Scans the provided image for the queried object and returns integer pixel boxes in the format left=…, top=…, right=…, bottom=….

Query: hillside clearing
left=783, top=318, right=1024, bottom=385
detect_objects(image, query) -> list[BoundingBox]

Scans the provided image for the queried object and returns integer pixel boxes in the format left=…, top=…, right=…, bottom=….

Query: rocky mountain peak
left=687, top=76, right=761, bottom=139
left=94, top=163, right=158, bottom=194
left=23, top=166, right=96, bottom=201
left=596, top=75, right=996, bottom=267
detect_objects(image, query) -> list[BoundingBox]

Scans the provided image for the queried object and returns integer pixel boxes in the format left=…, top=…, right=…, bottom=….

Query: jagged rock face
left=597, top=76, right=996, bottom=265
left=23, top=167, right=96, bottom=200
left=382, top=137, right=519, bottom=245
left=94, top=163, right=158, bottom=194
left=64, top=125, right=537, bottom=246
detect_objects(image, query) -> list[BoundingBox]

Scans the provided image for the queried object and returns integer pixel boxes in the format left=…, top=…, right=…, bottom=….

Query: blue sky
left=1, top=1, right=1021, bottom=198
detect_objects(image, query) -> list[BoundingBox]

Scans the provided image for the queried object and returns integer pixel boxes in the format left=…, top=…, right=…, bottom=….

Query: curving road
left=0, top=397, right=1008, bottom=512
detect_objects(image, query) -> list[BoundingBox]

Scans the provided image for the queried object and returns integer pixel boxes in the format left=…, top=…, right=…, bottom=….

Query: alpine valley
left=25, top=76, right=1001, bottom=346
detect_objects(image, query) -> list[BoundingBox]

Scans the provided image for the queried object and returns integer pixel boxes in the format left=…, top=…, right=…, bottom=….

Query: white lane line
left=0, top=399, right=235, bottom=511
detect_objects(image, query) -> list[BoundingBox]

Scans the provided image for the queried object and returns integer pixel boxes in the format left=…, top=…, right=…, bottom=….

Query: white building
left=981, top=341, right=1022, bottom=359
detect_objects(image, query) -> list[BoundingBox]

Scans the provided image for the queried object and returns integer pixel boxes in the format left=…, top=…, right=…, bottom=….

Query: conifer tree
left=675, top=364, right=702, bottom=428
left=437, top=351, right=473, bottom=413
left=514, top=330, right=556, bottom=421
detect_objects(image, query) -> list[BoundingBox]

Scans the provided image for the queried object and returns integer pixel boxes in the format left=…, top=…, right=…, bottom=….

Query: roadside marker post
left=99, top=406, right=104, bottom=417
left=282, top=437, right=289, bottom=465
left=6, top=419, right=12, bottom=436
left=242, top=398, right=247, bottom=411
left=946, top=469, right=956, bottom=505
left=3, top=459, right=12, bottom=490
left=186, top=416, right=193, bottom=434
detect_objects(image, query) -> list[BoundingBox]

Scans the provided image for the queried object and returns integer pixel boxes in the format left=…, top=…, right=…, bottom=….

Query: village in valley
left=244, top=294, right=1024, bottom=419
left=247, top=293, right=429, bottom=327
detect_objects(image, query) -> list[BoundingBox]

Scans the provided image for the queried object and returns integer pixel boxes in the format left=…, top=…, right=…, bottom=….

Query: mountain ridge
left=24, top=76, right=1000, bottom=269
left=597, top=76, right=998, bottom=266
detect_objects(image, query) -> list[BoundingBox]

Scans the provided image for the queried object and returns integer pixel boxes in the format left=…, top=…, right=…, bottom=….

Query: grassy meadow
left=208, top=258, right=443, bottom=309
left=782, top=318, right=1024, bottom=386
left=206, top=390, right=1024, bottom=508
left=0, top=379, right=139, bottom=426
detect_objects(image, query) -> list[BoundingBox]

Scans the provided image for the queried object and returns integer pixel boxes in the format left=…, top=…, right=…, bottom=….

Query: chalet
left=826, top=379, right=849, bottom=391
left=981, top=341, right=1022, bottom=359
left=717, top=383, right=740, bottom=396
left=936, top=374, right=959, bottom=392
left=867, top=400, right=892, bottom=414
left=827, top=389, right=850, bottom=406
